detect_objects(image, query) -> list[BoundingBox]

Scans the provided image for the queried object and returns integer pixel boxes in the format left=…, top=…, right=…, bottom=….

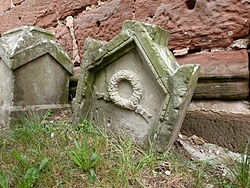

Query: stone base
left=0, top=104, right=71, bottom=129
left=181, top=100, right=250, bottom=153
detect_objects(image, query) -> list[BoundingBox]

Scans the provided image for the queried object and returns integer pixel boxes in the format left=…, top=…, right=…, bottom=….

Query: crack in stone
left=13, top=0, right=26, bottom=7
left=65, top=0, right=111, bottom=20
left=10, top=0, right=15, bottom=8
left=0, top=0, right=26, bottom=16
left=153, top=1, right=185, bottom=19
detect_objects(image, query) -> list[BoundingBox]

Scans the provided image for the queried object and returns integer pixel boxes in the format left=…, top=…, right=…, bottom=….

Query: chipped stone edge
left=73, top=20, right=200, bottom=152
left=0, top=26, right=73, bottom=75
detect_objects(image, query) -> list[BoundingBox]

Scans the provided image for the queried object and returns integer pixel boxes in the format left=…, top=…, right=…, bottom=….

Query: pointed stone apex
left=73, top=20, right=200, bottom=152
left=122, top=20, right=170, bottom=46
left=0, top=26, right=73, bottom=74
left=2, top=25, right=53, bottom=39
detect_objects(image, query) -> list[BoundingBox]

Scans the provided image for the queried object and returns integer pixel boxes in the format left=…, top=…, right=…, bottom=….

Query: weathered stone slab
left=177, top=50, right=249, bottom=79
left=176, top=50, right=249, bottom=99
left=194, top=80, right=249, bottom=100
left=0, top=26, right=73, bottom=129
left=181, top=100, right=250, bottom=152
left=73, top=20, right=199, bottom=152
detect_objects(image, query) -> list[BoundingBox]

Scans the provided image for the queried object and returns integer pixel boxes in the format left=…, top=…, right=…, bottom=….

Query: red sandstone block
left=0, top=0, right=11, bottom=13
left=0, top=0, right=249, bottom=64
left=74, top=0, right=133, bottom=59
left=134, top=0, right=249, bottom=50
left=176, top=50, right=249, bottom=99
left=0, top=0, right=100, bottom=33
left=177, top=50, right=249, bottom=79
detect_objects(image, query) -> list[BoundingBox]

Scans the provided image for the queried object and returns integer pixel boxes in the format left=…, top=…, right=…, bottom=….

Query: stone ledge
left=176, top=50, right=249, bottom=99
left=181, top=100, right=250, bottom=152
left=0, top=104, right=71, bottom=129
left=177, top=50, right=249, bottom=79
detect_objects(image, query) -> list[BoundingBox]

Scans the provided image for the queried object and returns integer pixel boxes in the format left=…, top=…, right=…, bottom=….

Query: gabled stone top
left=74, top=20, right=200, bottom=152
left=84, top=20, right=181, bottom=78
left=0, top=26, right=73, bottom=75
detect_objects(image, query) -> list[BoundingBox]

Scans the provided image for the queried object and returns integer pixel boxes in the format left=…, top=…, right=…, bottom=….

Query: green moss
left=74, top=20, right=200, bottom=152
left=54, top=49, right=73, bottom=75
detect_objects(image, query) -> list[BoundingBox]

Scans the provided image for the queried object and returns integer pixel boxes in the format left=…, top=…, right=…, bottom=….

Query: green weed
left=77, top=120, right=101, bottom=135
left=1, top=113, right=248, bottom=187
left=227, top=140, right=250, bottom=187
left=0, top=168, right=8, bottom=188
left=10, top=119, right=47, bottom=145
left=12, top=151, right=49, bottom=188
left=67, top=138, right=100, bottom=181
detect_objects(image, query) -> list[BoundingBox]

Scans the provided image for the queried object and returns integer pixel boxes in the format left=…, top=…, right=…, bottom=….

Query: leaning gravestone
left=0, top=26, right=73, bottom=129
left=73, top=20, right=200, bottom=152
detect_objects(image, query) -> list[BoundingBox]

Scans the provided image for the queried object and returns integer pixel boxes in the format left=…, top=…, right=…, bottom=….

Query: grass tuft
left=0, top=168, right=8, bottom=188
left=226, top=139, right=250, bottom=188
left=0, top=112, right=249, bottom=187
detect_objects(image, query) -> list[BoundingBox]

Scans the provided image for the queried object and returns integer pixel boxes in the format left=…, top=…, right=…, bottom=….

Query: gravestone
left=73, top=20, right=200, bottom=152
left=0, top=26, right=73, bottom=129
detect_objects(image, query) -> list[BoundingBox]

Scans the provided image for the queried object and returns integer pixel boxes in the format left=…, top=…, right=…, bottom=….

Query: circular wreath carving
left=108, top=70, right=143, bottom=110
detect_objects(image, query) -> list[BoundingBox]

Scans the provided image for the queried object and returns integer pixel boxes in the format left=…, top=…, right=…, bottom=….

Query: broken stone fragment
left=73, top=20, right=200, bottom=152
left=173, top=48, right=189, bottom=56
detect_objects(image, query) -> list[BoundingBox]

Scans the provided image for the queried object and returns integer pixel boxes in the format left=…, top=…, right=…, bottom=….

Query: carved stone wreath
left=108, top=70, right=152, bottom=121
left=108, top=70, right=142, bottom=109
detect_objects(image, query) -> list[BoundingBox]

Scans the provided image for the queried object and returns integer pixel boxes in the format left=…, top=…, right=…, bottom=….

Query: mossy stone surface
left=0, top=26, right=73, bottom=74
left=0, top=26, right=73, bottom=129
left=73, top=20, right=200, bottom=152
